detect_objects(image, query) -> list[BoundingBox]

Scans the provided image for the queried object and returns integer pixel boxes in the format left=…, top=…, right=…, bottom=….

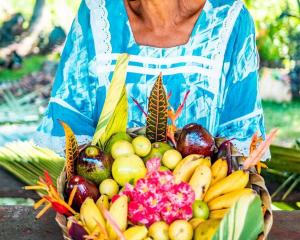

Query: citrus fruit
left=132, top=135, right=152, bottom=157
left=99, top=179, right=119, bottom=199
left=112, top=154, right=147, bottom=186
left=111, top=140, right=135, bottom=159
left=162, top=149, right=182, bottom=169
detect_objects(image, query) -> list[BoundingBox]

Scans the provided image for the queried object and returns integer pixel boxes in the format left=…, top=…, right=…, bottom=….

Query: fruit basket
left=26, top=54, right=275, bottom=240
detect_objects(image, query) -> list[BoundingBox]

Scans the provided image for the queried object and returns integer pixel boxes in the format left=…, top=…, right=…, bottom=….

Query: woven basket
left=55, top=128, right=273, bottom=240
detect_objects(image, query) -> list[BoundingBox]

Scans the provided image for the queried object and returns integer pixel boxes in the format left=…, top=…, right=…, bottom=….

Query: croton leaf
left=92, top=54, right=129, bottom=148
left=146, top=73, right=168, bottom=142
left=60, top=121, right=78, bottom=181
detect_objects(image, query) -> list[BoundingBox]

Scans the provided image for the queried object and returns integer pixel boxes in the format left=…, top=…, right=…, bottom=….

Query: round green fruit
left=111, top=140, right=135, bottom=159
left=162, top=149, right=182, bottom=169
left=143, top=142, right=172, bottom=162
left=105, top=132, right=132, bottom=154
left=169, top=220, right=193, bottom=240
left=192, top=200, right=209, bottom=220
left=159, top=166, right=170, bottom=172
left=99, top=179, right=119, bottom=199
left=149, top=221, right=169, bottom=240
left=132, top=135, right=152, bottom=157
left=112, top=154, right=147, bottom=186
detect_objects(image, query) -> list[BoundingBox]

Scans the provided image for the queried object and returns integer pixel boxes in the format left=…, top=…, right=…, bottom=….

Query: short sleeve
left=35, top=1, right=97, bottom=155
left=217, top=7, right=269, bottom=159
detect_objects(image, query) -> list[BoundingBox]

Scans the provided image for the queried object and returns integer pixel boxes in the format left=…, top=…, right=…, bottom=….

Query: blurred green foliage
left=0, top=55, right=47, bottom=82
left=246, top=0, right=300, bottom=67
left=263, top=100, right=300, bottom=146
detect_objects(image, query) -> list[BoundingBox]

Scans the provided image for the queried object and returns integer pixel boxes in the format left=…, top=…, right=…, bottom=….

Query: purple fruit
left=67, top=218, right=88, bottom=240
left=177, top=123, right=215, bottom=157
left=66, top=175, right=100, bottom=209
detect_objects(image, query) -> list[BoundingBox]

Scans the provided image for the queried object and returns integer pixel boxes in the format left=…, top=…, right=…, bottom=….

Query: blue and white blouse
left=36, top=0, right=267, bottom=157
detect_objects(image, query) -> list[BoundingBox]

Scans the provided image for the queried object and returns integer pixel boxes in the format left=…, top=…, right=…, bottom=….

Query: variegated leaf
left=146, top=73, right=168, bottom=142
left=60, top=121, right=78, bottom=181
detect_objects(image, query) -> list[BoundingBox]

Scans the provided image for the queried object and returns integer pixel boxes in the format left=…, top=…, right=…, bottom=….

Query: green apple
left=149, top=221, right=169, bottom=240
left=132, top=135, right=152, bottom=157
left=169, top=220, right=193, bottom=240
left=162, top=149, right=182, bottom=169
left=99, top=179, right=119, bottom=199
left=143, top=142, right=172, bottom=162
left=112, top=154, right=147, bottom=186
left=192, top=200, right=209, bottom=220
left=111, top=140, right=135, bottom=159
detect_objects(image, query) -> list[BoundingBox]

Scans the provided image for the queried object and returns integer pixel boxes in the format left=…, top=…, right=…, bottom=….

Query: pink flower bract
left=122, top=158, right=195, bottom=226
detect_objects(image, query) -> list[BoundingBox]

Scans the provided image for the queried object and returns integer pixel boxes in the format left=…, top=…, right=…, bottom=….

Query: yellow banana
left=189, top=218, right=205, bottom=229
left=194, top=219, right=220, bottom=240
left=174, top=158, right=203, bottom=183
left=124, top=226, right=148, bottom=240
left=173, top=154, right=203, bottom=175
left=211, top=159, right=228, bottom=185
left=189, top=165, right=212, bottom=200
left=209, top=209, right=229, bottom=220
left=107, top=195, right=128, bottom=239
left=80, top=197, right=106, bottom=234
left=204, top=170, right=249, bottom=202
left=208, top=188, right=254, bottom=210
left=96, top=195, right=110, bottom=210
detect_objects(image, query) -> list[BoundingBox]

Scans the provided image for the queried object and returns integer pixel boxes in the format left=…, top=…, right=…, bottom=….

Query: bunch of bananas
left=173, top=155, right=256, bottom=221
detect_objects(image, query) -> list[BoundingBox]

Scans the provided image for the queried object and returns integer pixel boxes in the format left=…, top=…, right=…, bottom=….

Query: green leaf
left=146, top=74, right=168, bottom=142
left=101, top=86, right=128, bottom=149
left=0, top=141, right=65, bottom=186
left=212, top=195, right=264, bottom=240
left=92, top=54, right=129, bottom=148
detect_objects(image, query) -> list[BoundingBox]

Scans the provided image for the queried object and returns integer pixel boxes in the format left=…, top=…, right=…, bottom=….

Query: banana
left=174, top=159, right=203, bottom=183
left=96, top=195, right=110, bottom=210
left=194, top=219, right=220, bottom=240
left=107, top=195, right=128, bottom=240
left=208, top=188, right=254, bottom=210
left=189, top=218, right=205, bottom=229
left=173, top=154, right=203, bottom=175
left=204, top=170, right=249, bottom=202
left=189, top=165, right=212, bottom=200
left=80, top=197, right=106, bottom=234
left=211, top=159, right=228, bottom=185
left=124, top=226, right=148, bottom=240
left=209, top=209, right=229, bottom=220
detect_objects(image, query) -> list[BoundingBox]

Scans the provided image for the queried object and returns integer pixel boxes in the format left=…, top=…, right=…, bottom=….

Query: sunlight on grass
left=0, top=55, right=49, bottom=82
left=263, top=100, right=300, bottom=147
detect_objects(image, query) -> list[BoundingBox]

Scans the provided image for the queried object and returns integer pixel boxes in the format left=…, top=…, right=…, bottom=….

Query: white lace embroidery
left=208, top=0, right=244, bottom=134
left=34, top=131, right=92, bottom=157
left=86, top=0, right=112, bottom=87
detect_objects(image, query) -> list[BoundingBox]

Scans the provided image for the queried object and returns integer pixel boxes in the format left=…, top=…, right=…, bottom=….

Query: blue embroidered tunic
left=36, top=0, right=267, bottom=157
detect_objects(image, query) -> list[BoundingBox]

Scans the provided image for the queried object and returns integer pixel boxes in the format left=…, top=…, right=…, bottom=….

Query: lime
left=99, top=179, right=119, bottom=199
left=111, top=140, right=134, bottom=159
left=132, top=135, right=152, bottom=157
left=162, top=149, right=182, bottom=169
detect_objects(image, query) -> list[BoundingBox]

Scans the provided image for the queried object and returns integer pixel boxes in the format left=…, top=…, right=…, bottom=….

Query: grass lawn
left=0, top=55, right=48, bottom=83
left=263, top=100, right=300, bottom=147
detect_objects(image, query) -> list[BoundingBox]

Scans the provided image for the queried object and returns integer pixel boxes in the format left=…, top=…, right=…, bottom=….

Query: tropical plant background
left=0, top=0, right=299, bottom=210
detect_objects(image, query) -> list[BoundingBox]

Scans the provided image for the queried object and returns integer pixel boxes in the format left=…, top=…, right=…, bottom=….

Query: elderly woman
left=36, top=0, right=266, bottom=157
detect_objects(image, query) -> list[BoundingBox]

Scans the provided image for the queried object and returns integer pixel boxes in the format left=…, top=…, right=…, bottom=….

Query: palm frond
left=0, top=141, right=65, bottom=186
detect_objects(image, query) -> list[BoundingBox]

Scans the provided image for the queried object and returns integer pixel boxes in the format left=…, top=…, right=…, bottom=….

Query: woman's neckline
left=120, top=0, right=209, bottom=50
